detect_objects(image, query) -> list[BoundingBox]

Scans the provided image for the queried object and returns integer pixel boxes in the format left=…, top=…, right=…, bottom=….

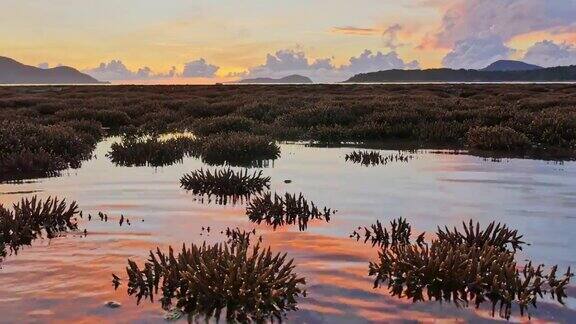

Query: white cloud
left=342, top=49, right=419, bottom=74
left=241, top=49, right=419, bottom=83
left=84, top=59, right=212, bottom=81
left=442, top=36, right=515, bottom=69
left=83, top=60, right=154, bottom=81
left=181, top=58, right=219, bottom=78
left=523, top=40, right=576, bottom=67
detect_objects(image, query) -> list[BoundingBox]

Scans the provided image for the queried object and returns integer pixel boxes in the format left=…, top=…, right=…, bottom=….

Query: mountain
left=345, top=65, right=576, bottom=83
left=481, top=60, right=542, bottom=72
left=0, top=56, right=103, bottom=84
left=236, top=74, right=313, bottom=84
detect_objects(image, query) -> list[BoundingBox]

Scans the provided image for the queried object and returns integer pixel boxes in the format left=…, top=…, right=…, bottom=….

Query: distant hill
left=236, top=74, right=313, bottom=84
left=0, top=56, right=103, bottom=84
left=345, top=65, right=576, bottom=83
left=481, top=60, right=542, bottom=72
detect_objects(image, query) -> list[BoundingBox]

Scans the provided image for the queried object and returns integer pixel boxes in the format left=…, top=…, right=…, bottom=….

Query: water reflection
left=180, top=168, right=270, bottom=206
left=0, top=140, right=574, bottom=322
left=247, top=192, right=334, bottom=231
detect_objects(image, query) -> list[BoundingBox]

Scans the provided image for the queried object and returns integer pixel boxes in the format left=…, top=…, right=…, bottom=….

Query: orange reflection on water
left=1, top=142, right=576, bottom=322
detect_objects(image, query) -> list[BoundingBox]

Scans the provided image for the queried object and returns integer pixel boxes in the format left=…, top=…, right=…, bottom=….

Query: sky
left=2, top=0, right=576, bottom=83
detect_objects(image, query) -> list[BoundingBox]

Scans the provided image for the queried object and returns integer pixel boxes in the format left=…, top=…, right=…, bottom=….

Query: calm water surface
left=1, top=138, right=575, bottom=323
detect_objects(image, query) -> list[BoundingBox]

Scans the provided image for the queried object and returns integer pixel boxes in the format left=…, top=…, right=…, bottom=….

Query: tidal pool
left=0, top=138, right=575, bottom=323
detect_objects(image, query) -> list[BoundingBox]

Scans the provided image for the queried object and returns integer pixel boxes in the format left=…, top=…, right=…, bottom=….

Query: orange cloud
left=330, top=26, right=381, bottom=36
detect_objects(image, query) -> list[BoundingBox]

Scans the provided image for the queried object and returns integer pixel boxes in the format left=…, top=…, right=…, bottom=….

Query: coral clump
left=352, top=218, right=573, bottom=320
left=0, top=196, right=79, bottom=261
left=119, top=234, right=306, bottom=322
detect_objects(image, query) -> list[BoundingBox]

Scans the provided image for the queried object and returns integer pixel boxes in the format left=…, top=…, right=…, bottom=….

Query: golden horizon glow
left=1, top=0, right=575, bottom=83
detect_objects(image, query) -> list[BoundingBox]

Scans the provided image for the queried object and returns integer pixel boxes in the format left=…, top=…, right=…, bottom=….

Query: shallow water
left=1, top=138, right=575, bottom=323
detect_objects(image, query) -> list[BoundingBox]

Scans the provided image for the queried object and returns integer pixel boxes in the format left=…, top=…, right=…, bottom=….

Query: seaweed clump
left=247, top=192, right=334, bottom=231
left=118, top=234, right=306, bottom=322
left=194, top=132, right=280, bottom=167
left=180, top=168, right=270, bottom=204
left=345, top=150, right=413, bottom=166
left=0, top=196, right=79, bottom=262
left=353, top=218, right=573, bottom=320
left=107, top=136, right=196, bottom=167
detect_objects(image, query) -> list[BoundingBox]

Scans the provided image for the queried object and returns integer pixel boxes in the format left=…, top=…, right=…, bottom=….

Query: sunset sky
left=2, top=0, right=576, bottom=83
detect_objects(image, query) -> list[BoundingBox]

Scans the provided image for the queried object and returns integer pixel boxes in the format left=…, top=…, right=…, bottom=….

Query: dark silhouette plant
left=117, top=232, right=306, bottom=322
left=352, top=218, right=573, bottom=320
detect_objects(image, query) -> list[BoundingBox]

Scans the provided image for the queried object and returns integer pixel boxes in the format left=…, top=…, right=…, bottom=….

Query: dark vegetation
left=117, top=231, right=306, bottom=322
left=0, top=120, right=100, bottom=181
left=352, top=218, right=573, bottom=320
left=247, top=192, right=334, bottom=231
left=0, top=84, right=574, bottom=166
left=180, top=168, right=270, bottom=204
left=345, top=65, right=576, bottom=83
left=107, top=136, right=196, bottom=167
left=0, top=196, right=79, bottom=263
left=466, top=126, right=532, bottom=151
left=193, top=132, right=281, bottom=167
left=0, top=84, right=575, bottom=179
left=345, top=150, right=414, bottom=166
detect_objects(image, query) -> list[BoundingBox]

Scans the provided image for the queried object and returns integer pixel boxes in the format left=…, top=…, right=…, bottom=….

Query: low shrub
left=466, top=126, right=531, bottom=151
left=193, top=116, right=255, bottom=136
left=56, top=108, right=131, bottom=128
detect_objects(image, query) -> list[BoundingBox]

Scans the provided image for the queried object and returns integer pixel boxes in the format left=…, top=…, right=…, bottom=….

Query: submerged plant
left=0, top=196, right=79, bottom=261
left=107, top=136, right=196, bottom=167
left=180, top=168, right=270, bottom=204
left=194, top=132, right=280, bottom=167
left=118, top=235, right=306, bottom=322
left=246, top=192, right=333, bottom=231
left=345, top=150, right=413, bottom=166
left=354, top=218, right=573, bottom=320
